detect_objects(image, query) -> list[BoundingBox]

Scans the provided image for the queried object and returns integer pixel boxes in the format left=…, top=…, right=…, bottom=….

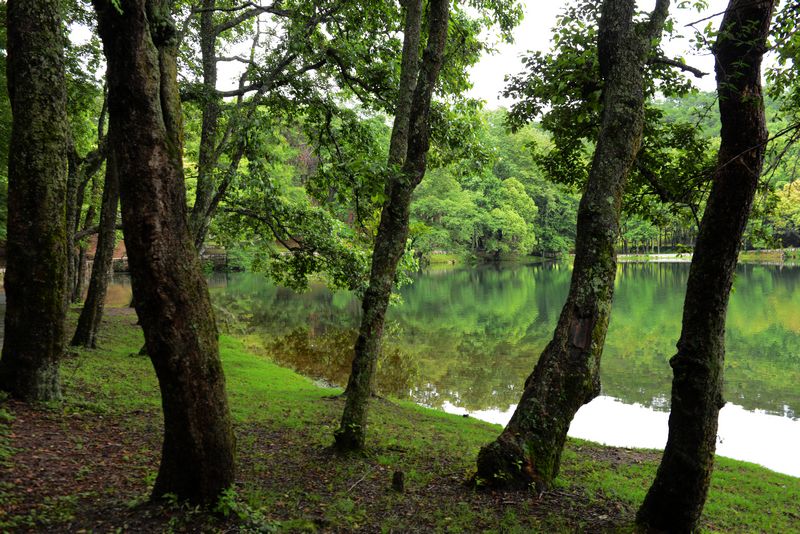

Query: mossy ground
left=1, top=308, right=798, bottom=532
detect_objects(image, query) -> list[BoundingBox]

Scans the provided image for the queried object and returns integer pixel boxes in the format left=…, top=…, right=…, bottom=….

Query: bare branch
left=650, top=56, right=708, bottom=77
left=717, top=121, right=800, bottom=174
left=216, top=55, right=256, bottom=65
left=195, top=1, right=276, bottom=13
left=683, top=0, right=771, bottom=27
left=212, top=3, right=290, bottom=36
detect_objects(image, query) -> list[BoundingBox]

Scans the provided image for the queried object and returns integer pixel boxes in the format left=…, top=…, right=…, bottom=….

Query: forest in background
left=0, top=4, right=798, bottom=279
left=0, top=0, right=798, bottom=531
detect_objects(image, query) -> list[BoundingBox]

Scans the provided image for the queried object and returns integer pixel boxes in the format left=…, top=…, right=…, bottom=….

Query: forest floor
left=1, top=309, right=799, bottom=533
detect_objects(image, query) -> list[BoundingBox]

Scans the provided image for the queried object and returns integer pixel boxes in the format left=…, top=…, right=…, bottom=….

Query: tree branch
left=650, top=56, right=707, bottom=77
left=223, top=206, right=299, bottom=251
left=216, top=55, right=257, bottom=65
left=645, top=0, right=672, bottom=42
left=74, top=221, right=123, bottom=241
left=212, top=3, right=290, bottom=36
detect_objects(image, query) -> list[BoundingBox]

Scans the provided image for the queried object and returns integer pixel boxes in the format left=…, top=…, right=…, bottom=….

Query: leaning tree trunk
left=66, top=149, right=81, bottom=307
left=188, top=0, right=221, bottom=252
left=636, top=1, right=774, bottom=531
left=72, top=147, right=119, bottom=348
left=94, top=0, right=236, bottom=504
left=66, top=139, right=105, bottom=304
left=334, top=0, right=447, bottom=452
left=73, top=176, right=100, bottom=303
left=0, top=0, right=69, bottom=402
left=475, top=0, right=670, bottom=490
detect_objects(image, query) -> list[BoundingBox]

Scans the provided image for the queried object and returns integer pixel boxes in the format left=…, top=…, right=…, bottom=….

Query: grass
left=738, top=249, right=786, bottom=263
left=427, top=252, right=463, bottom=265
left=2, top=310, right=799, bottom=532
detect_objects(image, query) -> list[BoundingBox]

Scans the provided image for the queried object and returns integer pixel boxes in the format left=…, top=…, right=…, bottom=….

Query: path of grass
left=1, top=310, right=798, bottom=532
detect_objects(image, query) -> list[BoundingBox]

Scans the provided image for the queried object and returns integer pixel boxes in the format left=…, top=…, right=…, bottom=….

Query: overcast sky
left=74, top=0, right=741, bottom=105
left=467, top=0, right=733, bottom=107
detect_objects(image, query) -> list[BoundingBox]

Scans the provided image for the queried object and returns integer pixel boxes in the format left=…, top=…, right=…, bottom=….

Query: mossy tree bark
left=636, top=1, right=774, bottom=531
left=71, top=146, right=119, bottom=349
left=475, top=0, right=671, bottom=490
left=94, top=0, right=236, bottom=504
left=334, top=0, right=447, bottom=452
left=187, top=0, right=222, bottom=251
left=0, top=0, right=70, bottom=402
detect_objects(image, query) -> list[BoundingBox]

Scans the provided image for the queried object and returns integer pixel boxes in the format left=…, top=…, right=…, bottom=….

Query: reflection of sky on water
left=441, top=396, right=800, bottom=477
left=101, top=266, right=800, bottom=479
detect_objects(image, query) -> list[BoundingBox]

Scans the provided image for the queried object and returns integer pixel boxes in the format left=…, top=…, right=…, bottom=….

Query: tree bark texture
left=94, top=0, right=236, bottom=504
left=386, top=0, right=421, bottom=167
left=475, top=0, right=671, bottom=490
left=636, top=1, right=773, bottom=531
left=188, top=0, right=222, bottom=251
left=334, top=0, right=447, bottom=452
left=0, top=0, right=69, bottom=402
left=72, top=148, right=119, bottom=348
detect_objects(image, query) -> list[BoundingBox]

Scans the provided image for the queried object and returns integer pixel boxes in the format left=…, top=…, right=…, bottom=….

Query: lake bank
left=1, top=311, right=798, bottom=532
left=199, top=263, right=800, bottom=476
left=5, top=261, right=798, bottom=476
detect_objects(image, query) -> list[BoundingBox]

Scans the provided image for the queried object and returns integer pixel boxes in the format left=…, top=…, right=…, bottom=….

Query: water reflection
left=103, top=262, right=800, bottom=476
left=439, top=397, right=800, bottom=476
left=205, top=263, right=800, bottom=419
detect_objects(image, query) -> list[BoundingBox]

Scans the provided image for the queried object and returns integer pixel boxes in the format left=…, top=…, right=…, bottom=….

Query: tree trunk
left=73, top=248, right=87, bottom=302
left=475, top=0, right=670, bottom=490
left=94, top=0, right=236, bottom=504
left=72, top=147, right=119, bottom=348
left=66, top=142, right=105, bottom=303
left=188, top=0, right=221, bottom=251
left=334, top=0, right=448, bottom=452
left=66, top=148, right=81, bottom=308
left=0, top=0, right=69, bottom=402
left=636, top=1, right=773, bottom=531
left=72, top=174, right=102, bottom=303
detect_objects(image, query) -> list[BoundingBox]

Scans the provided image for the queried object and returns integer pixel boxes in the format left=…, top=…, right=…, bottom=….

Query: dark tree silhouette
left=637, top=1, right=775, bottom=530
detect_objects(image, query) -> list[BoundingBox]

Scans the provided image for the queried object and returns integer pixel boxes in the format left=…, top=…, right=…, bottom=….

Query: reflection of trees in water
left=266, top=325, right=419, bottom=398
left=411, top=333, right=533, bottom=411
left=602, top=263, right=800, bottom=418
left=145, top=263, right=800, bottom=418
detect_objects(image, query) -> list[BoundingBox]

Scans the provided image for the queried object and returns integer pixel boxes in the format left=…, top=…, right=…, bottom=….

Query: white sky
left=467, top=0, right=732, bottom=108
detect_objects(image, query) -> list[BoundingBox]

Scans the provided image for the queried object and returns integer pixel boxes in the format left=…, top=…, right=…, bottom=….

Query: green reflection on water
left=201, top=263, right=800, bottom=419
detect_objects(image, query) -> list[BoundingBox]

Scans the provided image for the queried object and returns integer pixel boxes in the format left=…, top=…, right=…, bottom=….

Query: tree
left=0, top=0, right=70, bottom=401
left=475, top=0, right=671, bottom=489
left=93, top=0, right=235, bottom=504
left=334, top=0, right=451, bottom=452
left=636, top=1, right=775, bottom=530
left=71, top=145, right=119, bottom=348
left=65, top=111, right=106, bottom=304
left=62, top=7, right=107, bottom=303
left=183, top=1, right=408, bottom=251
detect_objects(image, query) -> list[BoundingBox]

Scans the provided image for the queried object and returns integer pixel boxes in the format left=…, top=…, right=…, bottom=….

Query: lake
left=104, top=262, right=800, bottom=477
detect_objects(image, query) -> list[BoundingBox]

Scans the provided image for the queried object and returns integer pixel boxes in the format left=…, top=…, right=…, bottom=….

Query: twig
left=683, top=0, right=767, bottom=27
left=347, top=467, right=373, bottom=493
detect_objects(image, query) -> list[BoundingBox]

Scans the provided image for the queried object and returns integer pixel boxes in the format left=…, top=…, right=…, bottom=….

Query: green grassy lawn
left=1, top=310, right=798, bottom=532
left=738, top=249, right=786, bottom=263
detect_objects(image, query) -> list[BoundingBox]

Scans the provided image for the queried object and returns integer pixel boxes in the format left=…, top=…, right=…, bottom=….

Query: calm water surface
left=103, top=262, right=800, bottom=476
